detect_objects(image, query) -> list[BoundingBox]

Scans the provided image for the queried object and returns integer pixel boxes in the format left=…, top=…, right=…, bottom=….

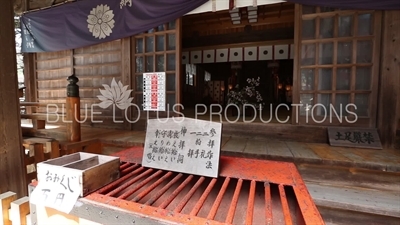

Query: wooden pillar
left=0, top=0, right=27, bottom=196
left=23, top=53, right=36, bottom=104
left=66, top=75, right=81, bottom=142
left=378, top=10, right=400, bottom=149
left=121, top=37, right=132, bottom=130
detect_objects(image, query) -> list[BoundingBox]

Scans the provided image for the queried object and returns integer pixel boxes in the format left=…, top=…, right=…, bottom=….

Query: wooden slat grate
left=84, top=149, right=324, bottom=225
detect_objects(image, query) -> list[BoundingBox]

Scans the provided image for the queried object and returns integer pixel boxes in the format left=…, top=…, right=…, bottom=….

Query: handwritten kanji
left=200, top=150, right=206, bottom=158
left=187, top=149, right=194, bottom=158
left=167, top=130, right=173, bottom=139
left=195, top=138, right=201, bottom=146
left=152, top=146, right=159, bottom=153
left=209, top=128, right=216, bottom=137
left=177, top=154, right=184, bottom=163
left=181, top=127, right=187, bottom=137
left=173, top=131, right=180, bottom=139
left=54, top=193, right=65, bottom=205
left=207, top=140, right=215, bottom=148
left=41, top=189, right=50, bottom=200
left=178, top=140, right=185, bottom=150
left=206, top=150, right=213, bottom=160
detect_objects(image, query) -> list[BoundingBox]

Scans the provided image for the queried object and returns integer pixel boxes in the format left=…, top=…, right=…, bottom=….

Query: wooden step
left=305, top=182, right=400, bottom=218
left=297, top=163, right=400, bottom=192
left=296, top=163, right=400, bottom=223
left=318, top=205, right=400, bottom=225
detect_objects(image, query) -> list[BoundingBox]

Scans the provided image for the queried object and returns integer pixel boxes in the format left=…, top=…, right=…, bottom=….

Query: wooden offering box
left=36, top=152, right=120, bottom=197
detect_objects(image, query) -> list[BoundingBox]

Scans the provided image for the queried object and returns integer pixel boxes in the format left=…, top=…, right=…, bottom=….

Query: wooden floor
left=28, top=125, right=400, bottom=173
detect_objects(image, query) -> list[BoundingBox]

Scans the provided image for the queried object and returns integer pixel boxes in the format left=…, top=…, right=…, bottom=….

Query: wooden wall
left=36, top=50, right=72, bottom=105
left=35, top=40, right=125, bottom=129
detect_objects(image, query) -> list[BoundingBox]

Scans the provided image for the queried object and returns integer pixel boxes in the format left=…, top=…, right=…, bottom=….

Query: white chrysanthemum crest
left=97, top=78, right=133, bottom=110
left=87, top=4, right=115, bottom=39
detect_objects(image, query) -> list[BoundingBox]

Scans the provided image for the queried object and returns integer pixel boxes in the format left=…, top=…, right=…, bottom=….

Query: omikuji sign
left=30, top=166, right=81, bottom=214
left=142, top=118, right=222, bottom=178
left=143, top=72, right=166, bottom=111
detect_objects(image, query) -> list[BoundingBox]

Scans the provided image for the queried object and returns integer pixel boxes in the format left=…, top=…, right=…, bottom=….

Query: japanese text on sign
left=143, top=72, right=166, bottom=111
left=327, top=127, right=382, bottom=149
left=335, top=131, right=374, bottom=144
left=30, top=167, right=81, bottom=214
left=142, top=118, right=222, bottom=178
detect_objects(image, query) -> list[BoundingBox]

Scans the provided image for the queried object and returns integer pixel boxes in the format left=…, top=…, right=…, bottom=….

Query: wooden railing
left=0, top=191, right=30, bottom=225
left=20, top=102, right=65, bottom=131
left=21, top=137, right=102, bottom=186
left=22, top=138, right=60, bottom=185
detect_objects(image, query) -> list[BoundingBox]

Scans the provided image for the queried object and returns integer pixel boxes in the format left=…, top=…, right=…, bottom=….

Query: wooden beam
left=183, top=27, right=293, bottom=48
left=291, top=4, right=301, bottom=125
left=183, top=14, right=294, bottom=34
left=121, top=37, right=132, bottom=130
left=378, top=10, right=400, bottom=149
left=0, top=0, right=27, bottom=197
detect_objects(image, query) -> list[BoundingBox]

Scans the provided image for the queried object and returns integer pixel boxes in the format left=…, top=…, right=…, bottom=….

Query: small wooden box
left=36, top=152, right=120, bottom=197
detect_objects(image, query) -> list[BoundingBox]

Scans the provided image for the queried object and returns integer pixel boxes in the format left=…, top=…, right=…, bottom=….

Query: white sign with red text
left=143, top=72, right=166, bottom=111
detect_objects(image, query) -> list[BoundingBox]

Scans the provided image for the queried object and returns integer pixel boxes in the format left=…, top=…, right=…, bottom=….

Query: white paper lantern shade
left=203, top=49, right=215, bottom=63
left=229, top=47, right=243, bottom=62
left=215, top=49, right=229, bottom=62
left=190, top=50, right=202, bottom=64
left=182, top=51, right=189, bottom=64
left=274, top=45, right=289, bottom=60
left=244, top=47, right=257, bottom=61
left=258, top=46, right=273, bottom=60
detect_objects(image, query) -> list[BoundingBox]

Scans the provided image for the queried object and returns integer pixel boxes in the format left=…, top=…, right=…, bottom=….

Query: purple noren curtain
left=21, top=0, right=208, bottom=52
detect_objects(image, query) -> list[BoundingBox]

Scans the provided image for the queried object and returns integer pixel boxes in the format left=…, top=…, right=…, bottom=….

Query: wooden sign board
left=327, top=127, right=383, bottom=149
left=142, top=118, right=222, bottom=178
